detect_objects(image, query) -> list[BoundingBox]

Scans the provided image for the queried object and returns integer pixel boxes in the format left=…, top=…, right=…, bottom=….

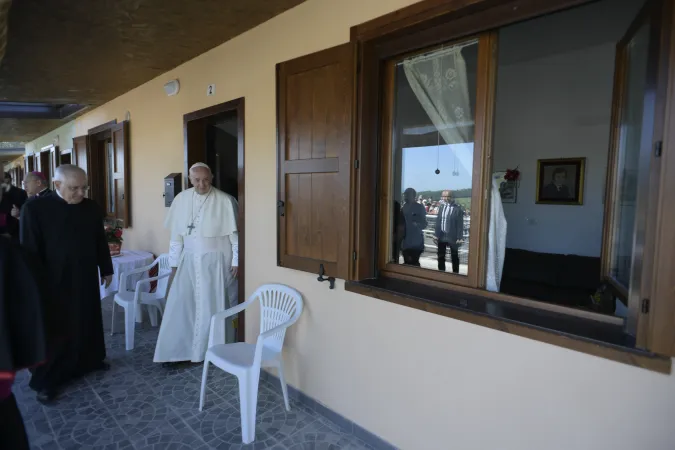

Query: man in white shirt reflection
left=434, top=190, right=464, bottom=273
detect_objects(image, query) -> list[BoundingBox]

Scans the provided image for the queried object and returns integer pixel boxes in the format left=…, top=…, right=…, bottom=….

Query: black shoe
left=36, top=389, right=58, bottom=405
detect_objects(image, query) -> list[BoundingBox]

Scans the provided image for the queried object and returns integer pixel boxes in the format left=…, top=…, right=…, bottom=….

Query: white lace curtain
left=404, top=42, right=507, bottom=290
left=402, top=44, right=473, bottom=145
left=486, top=179, right=507, bottom=292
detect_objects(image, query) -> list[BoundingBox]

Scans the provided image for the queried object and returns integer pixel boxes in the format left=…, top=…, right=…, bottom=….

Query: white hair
left=189, top=162, right=212, bottom=175
left=54, top=164, right=86, bottom=182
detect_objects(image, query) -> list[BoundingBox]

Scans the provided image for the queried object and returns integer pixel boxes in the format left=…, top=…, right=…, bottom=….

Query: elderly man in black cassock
left=20, top=164, right=114, bottom=404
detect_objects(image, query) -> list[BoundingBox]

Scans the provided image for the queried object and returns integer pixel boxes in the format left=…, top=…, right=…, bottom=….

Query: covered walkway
left=12, top=299, right=373, bottom=450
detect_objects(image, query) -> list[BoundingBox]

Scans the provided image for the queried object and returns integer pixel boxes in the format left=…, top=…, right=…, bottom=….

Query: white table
left=100, top=250, right=154, bottom=323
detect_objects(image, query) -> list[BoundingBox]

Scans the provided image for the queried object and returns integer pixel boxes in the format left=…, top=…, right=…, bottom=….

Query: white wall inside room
left=492, top=0, right=642, bottom=257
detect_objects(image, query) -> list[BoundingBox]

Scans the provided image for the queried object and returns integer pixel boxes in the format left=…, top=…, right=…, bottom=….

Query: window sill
left=345, top=278, right=671, bottom=374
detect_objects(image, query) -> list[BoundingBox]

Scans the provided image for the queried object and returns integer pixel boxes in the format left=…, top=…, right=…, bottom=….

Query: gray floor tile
left=273, top=420, right=376, bottom=450
left=13, top=298, right=390, bottom=450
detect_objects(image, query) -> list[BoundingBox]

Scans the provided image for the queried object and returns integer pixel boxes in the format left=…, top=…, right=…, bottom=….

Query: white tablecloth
left=100, top=250, right=154, bottom=323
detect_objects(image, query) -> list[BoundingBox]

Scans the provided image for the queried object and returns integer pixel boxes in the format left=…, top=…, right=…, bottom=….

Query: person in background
left=0, top=235, right=47, bottom=449
left=0, top=172, right=27, bottom=239
left=400, top=187, right=427, bottom=266
left=20, top=165, right=112, bottom=404
left=11, top=172, right=50, bottom=221
left=23, top=171, right=51, bottom=200
left=435, top=190, right=464, bottom=273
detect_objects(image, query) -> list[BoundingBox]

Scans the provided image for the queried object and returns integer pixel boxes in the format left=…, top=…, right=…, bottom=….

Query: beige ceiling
left=0, top=0, right=306, bottom=142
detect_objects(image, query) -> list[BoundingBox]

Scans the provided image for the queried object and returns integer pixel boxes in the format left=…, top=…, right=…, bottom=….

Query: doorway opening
left=184, top=98, right=245, bottom=342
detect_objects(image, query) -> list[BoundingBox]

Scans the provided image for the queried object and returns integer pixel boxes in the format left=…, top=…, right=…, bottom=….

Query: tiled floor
left=13, top=299, right=375, bottom=450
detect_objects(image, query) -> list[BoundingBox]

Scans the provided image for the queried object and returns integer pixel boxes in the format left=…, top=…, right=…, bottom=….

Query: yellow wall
left=26, top=1, right=675, bottom=449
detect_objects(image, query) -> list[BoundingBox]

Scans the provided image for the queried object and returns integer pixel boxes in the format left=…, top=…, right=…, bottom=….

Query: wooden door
left=277, top=43, right=355, bottom=279
left=25, top=155, right=34, bottom=172
left=39, top=151, right=51, bottom=186
left=110, top=121, right=130, bottom=226
left=73, top=135, right=88, bottom=173
left=49, top=145, right=61, bottom=180
left=185, top=118, right=208, bottom=188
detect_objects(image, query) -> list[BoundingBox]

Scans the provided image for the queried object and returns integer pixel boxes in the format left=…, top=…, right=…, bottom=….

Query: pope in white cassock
left=154, top=162, right=239, bottom=366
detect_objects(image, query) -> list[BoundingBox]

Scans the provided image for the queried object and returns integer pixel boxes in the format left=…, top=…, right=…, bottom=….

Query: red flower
left=504, top=167, right=520, bottom=181
left=114, top=229, right=123, bottom=238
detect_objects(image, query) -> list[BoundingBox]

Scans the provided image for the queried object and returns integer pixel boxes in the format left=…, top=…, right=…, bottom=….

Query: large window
left=375, top=0, right=664, bottom=321
left=379, top=36, right=491, bottom=288
left=276, top=0, right=675, bottom=366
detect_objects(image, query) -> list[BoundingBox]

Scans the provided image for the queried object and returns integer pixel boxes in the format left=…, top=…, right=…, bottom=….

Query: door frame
left=184, top=98, right=246, bottom=342
left=39, top=144, right=57, bottom=187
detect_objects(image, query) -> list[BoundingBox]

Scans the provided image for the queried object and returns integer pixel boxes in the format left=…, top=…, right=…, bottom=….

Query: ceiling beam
left=0, top=0, right=10, bottom=67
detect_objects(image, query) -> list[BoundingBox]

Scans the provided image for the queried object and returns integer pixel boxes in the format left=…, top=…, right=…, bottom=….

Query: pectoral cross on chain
left=187, top=223, right=196, bottom=235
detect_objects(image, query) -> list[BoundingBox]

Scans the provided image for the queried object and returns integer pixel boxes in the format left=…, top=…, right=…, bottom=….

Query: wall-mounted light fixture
left=163, top=79, right=180, bottom=97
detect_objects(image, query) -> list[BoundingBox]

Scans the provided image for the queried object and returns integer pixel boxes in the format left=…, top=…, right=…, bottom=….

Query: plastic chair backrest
left=155, top=253, right=172, bottom=297
left=255, top=284, right=303, bottom=353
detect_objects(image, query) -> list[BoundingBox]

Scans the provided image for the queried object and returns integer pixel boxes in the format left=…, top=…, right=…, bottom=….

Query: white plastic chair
left=111, top=253, right=172, bottom=351
left=199, top=284, right=303, bottom=444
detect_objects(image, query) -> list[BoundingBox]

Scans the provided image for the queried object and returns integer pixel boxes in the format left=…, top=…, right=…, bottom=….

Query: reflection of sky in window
left=401, top=143, right=474, bottom=192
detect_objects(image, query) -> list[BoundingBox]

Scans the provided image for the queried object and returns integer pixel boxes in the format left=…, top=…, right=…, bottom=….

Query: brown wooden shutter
left=276, top=43, right=355, bottom=280
left=73, top=135, right=88, bottom=173
left=50, top=145, right=60, bottom=176
left=110, top=121, right=131, bottom=227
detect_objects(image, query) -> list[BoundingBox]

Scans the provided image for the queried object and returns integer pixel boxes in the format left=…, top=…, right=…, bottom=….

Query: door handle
left=277, top=200, right=285, bottom=217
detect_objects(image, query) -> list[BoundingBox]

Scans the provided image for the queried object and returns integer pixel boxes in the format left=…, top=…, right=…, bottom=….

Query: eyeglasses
left=66, top=186, right=90, bottom=193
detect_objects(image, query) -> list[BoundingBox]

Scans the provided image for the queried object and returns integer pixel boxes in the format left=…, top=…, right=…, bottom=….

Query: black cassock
left=0, top=236, right=47, bottom=374
left=0, top=186, right=28, bottom=239
left=20, top=192, right=113, bottom=391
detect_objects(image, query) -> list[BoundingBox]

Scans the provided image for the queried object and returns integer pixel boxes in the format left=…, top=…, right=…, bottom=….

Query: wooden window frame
left=347, top=0, right=675, bottom=366
left=377, top=33, right=496, bottom=289
left=600, top=1, right=671, bottom=345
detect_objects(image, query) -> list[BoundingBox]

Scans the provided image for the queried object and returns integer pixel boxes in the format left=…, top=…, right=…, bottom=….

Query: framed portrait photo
left=536, top=157, right=586, bottom=205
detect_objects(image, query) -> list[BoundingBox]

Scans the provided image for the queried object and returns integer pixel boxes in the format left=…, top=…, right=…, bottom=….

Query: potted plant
left=105, top=221, right=124, bottom=256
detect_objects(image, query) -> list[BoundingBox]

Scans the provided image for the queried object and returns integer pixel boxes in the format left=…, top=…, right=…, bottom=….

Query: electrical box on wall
left=164, top=173, right=182, bottom=207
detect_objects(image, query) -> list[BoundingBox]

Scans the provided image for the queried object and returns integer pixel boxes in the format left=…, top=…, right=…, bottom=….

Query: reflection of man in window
left=543, top=168, right=572, bottom=199
left=434, top=190, right=464, bottom=273
left=400, top=188, right=427, bottom=266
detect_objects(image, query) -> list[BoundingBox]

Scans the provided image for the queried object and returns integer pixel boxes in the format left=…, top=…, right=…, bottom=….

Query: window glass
left=388, top=40, right=478, bottom=276
left=610, top=22, right=650, bottom=289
